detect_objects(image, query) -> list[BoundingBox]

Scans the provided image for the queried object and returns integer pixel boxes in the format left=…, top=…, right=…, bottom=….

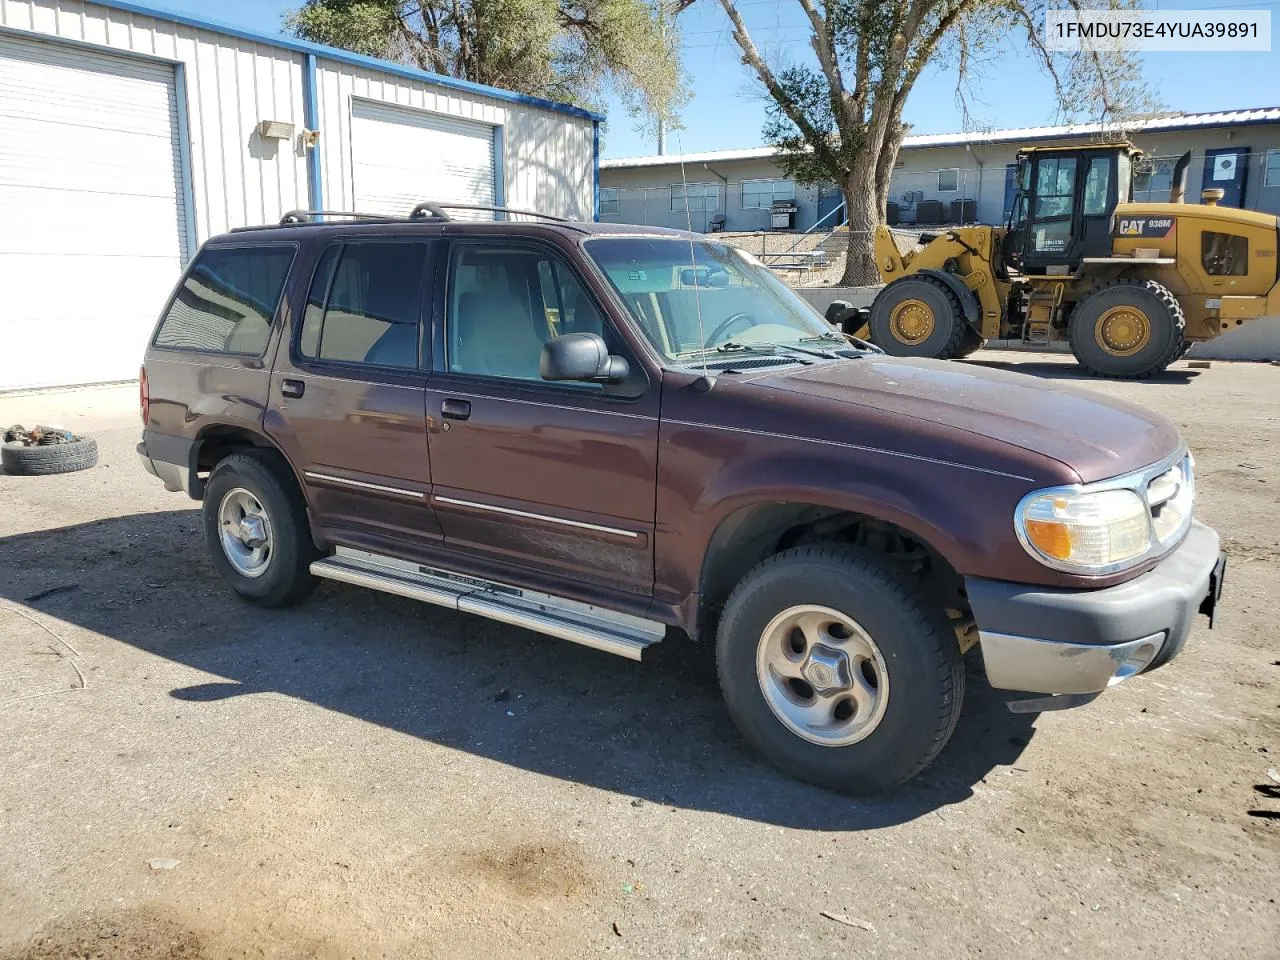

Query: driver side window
left=446, top=245, right=607, bottom=382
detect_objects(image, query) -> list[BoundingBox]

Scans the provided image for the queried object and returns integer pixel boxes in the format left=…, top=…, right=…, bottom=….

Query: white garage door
left=351, top=100, right=495, bottom=219
left=0, top=34, right=187, bottom=391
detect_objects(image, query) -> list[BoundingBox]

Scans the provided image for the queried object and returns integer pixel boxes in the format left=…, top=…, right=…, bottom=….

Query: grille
left=1145, top=454, right=1194, bottom=545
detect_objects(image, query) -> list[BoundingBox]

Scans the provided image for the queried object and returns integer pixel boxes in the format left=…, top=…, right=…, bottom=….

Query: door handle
left=441, top=398, right=472, bottom=421
left=281, top=378, right=305, bottom=399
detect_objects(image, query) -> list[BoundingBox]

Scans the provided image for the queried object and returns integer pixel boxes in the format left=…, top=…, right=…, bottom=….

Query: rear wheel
left=1068, top=278, right=1185, bottom=378
left=868, top=277, right=969, bottom=359
left=716, top=544, right=965, bottom=794
left=202, top=450, right=319, bottom=607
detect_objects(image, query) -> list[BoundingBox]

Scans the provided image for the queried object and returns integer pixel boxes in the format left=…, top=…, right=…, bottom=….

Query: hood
left=758, top=357, right=1181, bottom=483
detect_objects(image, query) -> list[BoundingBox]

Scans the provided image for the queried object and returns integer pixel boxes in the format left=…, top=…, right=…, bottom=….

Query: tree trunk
left=874, top=121, right=907, bottom=219
left=838, top=162, right=881, bottom=287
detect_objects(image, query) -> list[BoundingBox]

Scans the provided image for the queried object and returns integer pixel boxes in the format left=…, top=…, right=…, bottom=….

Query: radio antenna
left=675, top=131, right=712, bottom=386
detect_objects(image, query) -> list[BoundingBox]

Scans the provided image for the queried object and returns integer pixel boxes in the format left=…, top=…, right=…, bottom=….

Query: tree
left=711, top=0, right=1155, bottom=285
left=285, top=0, right=687, bottom=132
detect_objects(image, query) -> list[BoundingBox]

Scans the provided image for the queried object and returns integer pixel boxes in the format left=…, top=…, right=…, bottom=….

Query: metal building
left=0, top=0, right=601, bottom=391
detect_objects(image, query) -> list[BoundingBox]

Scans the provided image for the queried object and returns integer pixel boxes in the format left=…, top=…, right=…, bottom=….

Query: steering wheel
left=706, top=312, right=756, bottom=346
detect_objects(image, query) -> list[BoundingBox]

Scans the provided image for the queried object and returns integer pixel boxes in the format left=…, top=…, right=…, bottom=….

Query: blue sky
left=153, top=0, right=1280, bottom=159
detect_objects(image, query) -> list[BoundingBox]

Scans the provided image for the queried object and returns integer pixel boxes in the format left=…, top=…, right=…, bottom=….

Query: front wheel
left=716, top=544, right=964, bottom=794
left=868, top=277, right=968, bottom=359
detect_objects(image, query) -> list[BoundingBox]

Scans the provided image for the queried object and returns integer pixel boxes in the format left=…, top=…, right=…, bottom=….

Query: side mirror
left=540, top=333, right=629, bottom=384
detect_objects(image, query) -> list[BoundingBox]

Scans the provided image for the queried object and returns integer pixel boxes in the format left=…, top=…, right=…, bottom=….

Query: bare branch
left=716, top=0, right=832, bottom=154
left=796, top=0, right=848, bottom=124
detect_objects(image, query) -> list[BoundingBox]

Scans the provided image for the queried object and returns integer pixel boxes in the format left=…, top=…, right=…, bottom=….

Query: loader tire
left=1068, top=278, right=1185, bottom=379
left=868, top=277, right=969, bottom=360
left=954, top=327, right=986, bottom=359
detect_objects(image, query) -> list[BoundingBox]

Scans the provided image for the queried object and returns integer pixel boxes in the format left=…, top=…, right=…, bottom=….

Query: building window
left=670, top=182, right=719, bottom=212
left=937, top=168, right=960, bottom=192
left=599, top=186, right=619, bottom=216
left=741, top=179, right=796, bottom=209
left=1132, top=156, right=1178, bottom=202
left=1265, top=149, right=1280, bottom=188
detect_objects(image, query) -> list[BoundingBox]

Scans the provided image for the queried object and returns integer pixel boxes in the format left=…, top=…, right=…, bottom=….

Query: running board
left=310, top=547, right=665, bottom=661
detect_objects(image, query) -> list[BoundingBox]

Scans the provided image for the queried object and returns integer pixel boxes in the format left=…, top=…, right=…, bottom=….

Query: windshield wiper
left=799, top=331, right=879, bottom=355
left=798, top=332, right=847, bottom=345
left=713, top=341, right=813, bottom=364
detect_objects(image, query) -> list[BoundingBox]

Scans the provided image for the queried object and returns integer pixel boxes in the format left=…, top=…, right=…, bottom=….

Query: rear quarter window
left=154, top=245, right=296, bottom=355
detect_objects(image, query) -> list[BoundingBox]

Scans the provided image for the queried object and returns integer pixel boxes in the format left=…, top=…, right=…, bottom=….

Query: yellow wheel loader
left=840, top=142, right=1279, bottom=378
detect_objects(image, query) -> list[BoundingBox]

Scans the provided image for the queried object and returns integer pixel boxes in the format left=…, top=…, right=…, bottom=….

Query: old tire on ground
left=1068, top=278, right=1185, bottom=378
left=202, top=450, right=319, bottom=607
left=868, top=277, right=969, bottom=359
left=716, top=544, right=965, bottom=794
left=1, top=438, right=98, bottom=475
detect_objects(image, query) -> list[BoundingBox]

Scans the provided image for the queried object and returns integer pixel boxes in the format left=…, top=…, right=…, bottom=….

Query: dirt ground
left=0, top=352, right=1276, bottom=959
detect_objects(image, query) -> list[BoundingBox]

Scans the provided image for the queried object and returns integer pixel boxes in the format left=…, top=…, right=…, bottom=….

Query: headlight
left=1019, top=489, right=1151, bottom=569
left=1014, top=451, right=1194, bottom=575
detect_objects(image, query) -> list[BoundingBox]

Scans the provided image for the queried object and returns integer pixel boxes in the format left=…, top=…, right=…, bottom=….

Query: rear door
left=266, top=238, right=442, bottom=555
left=422, top=239, right=659, bottom=596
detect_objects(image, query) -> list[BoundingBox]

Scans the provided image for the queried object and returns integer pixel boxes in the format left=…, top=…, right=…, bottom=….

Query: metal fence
left=600, top=150, right=1280, bottom=235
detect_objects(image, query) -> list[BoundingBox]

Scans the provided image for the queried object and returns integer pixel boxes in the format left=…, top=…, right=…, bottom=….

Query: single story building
left=0, top=0, right=600, bottom=391
left=600, top=107, right=1280, bottom=234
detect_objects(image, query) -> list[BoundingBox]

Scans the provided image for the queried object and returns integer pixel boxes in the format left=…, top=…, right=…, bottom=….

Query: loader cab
left=1004, top=143, right=1135, bottom=274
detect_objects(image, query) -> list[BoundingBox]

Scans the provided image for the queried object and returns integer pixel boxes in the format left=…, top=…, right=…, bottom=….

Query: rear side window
left=297, top=242, right=428, bottom=369
left=155, top=246, right=295, bottom=355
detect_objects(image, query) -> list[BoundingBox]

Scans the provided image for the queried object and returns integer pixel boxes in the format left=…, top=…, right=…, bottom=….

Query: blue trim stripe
left=303, top=53, right=324, bottom=210
left=171, top=62, right=199, bottom=261
left=87, top=0, right=605, bottom=122
left=592, top=122, right=600, bottom=222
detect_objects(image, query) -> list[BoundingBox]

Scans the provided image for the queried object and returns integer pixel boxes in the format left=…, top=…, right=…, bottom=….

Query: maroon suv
left=137, top=203, right=1225, bottom=793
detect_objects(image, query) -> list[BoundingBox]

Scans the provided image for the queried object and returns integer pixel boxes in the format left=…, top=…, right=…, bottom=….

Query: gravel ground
left=1, top=354, right=1277, bottom=959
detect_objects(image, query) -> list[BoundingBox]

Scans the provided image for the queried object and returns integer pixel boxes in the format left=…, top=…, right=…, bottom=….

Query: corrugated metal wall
left=1, top=0, right=595, bottom=243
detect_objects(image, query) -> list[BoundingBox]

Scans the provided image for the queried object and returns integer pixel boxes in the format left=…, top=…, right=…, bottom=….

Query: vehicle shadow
left=963, top=355, right=1201, bottom=385
left=0, top=510, right=1039, bottom=831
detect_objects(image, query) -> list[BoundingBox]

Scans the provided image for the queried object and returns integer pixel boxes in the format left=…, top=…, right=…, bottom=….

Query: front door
left=267, top=238, right=443, bottom=556
left=1202, top=147, right=1251, bottom=207
left=423, top=239, right=659, bottom=596
left=1019, top=149, right=1119, bottom=272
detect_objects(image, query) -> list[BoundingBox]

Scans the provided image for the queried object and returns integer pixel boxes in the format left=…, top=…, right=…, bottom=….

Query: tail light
left=139, top=365, right=150, bottom=425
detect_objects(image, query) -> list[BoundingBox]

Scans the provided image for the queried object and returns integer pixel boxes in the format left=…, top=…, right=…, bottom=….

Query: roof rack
left=230, top=202, right=574, bottom=233
left=278, top=209, right=400, bottom=225
left=408, top=201, right=572, bottom=223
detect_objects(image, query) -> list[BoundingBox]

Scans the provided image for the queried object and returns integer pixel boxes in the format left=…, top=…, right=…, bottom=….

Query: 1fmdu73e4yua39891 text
left=136, top=201, right=1226, bottom=793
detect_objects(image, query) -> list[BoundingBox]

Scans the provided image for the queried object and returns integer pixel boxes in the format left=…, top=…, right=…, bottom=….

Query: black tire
left=202, top=450, right=319, bottom=607
left=1, top=438, right=98, bottom=475
left=1068, top=278, right=1185, bottom=379
left=868, top=277, right=969, bottom=359
left=716, top=544, right=965, bottom=794
left=954, top=327, right=986, bottom=359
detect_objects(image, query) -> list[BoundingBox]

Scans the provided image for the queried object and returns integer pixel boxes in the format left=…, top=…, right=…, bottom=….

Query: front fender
left=654, top=419, right=1043, bottom=611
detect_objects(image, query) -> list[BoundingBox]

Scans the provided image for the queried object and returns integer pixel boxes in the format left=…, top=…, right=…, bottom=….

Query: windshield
left=582, top=237, right=839, bottom=362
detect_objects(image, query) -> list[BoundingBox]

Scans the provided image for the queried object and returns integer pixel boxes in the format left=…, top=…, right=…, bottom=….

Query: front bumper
left=966, top=521, right=1223, bottom=697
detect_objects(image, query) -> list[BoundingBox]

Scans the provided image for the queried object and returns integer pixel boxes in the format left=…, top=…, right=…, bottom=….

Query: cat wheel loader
left=839, top=142, right=1280, bottom=378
